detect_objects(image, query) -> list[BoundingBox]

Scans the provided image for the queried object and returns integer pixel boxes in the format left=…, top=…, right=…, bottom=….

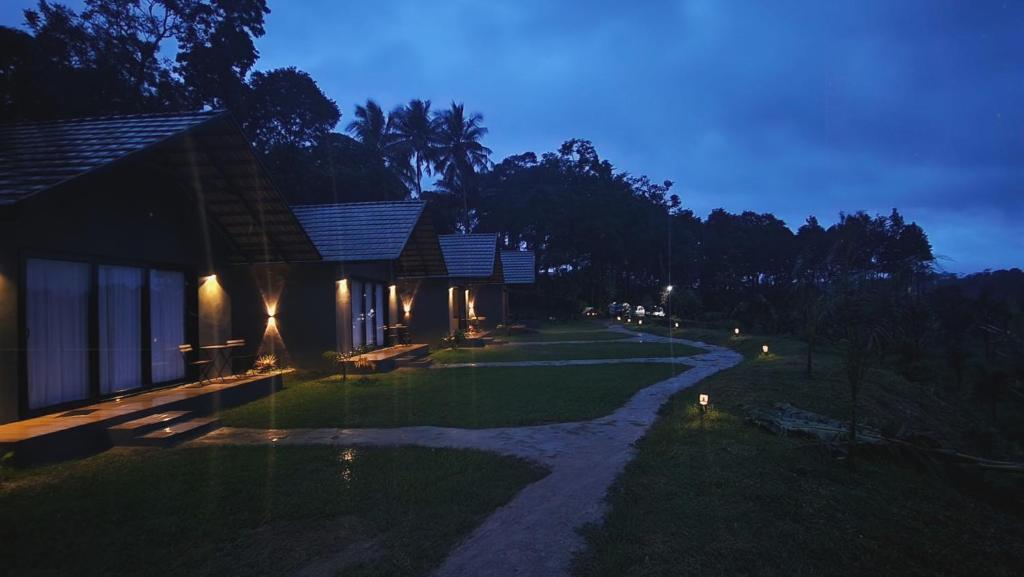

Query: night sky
left=3, top=1, right=1021, bottom=273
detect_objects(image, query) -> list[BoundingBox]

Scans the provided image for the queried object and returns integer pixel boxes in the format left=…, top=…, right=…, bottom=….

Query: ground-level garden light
left=616, top=315, right=621, bottom=321
left=762, top=344, right=769, bottom=355
left=734, top=327, right=740, bottom=335
left=638, top=319, right=643, bottom=325
left=699, top=393, right=709, bottom=407
left=674, top=321, right=680, bottom=328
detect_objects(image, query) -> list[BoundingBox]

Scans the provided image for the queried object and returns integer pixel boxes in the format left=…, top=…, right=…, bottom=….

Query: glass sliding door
left=351, top=280, right=364, bottom=349
left=26, top=258, right=92, bottom=409
left=98, top=265, right=143, bottom=394
left=375, top=284, right=385, bottom=345
left=150, top=270, right=185, bottom=383
left=364, top=283, right=375, bottom=347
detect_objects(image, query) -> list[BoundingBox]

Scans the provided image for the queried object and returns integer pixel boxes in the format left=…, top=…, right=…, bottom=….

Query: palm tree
left=346, top=99, right=390, bottom=154
left=390, top=99, right=436, bottom=197
left=433, top=102, right=492, bottom=231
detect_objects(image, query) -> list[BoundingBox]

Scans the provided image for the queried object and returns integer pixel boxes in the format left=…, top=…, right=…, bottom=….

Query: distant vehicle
left=650, top=306, right=665, bottom=317
left=634, top=305, right=646, bottom=317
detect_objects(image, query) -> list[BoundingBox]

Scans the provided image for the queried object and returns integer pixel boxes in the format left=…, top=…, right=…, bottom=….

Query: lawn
left=573, top=326, right=1024, bottom=576
left=431, top=341, right=702, bottom=365
left=502, top=320, right=627, bottom=342
left=221, top=363, right=690, bottom=429
left=0, top=445, right=545, bottom=577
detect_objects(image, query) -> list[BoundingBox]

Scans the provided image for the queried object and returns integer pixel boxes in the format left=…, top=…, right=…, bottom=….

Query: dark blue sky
left=4, top=1, right=1021, bottom=273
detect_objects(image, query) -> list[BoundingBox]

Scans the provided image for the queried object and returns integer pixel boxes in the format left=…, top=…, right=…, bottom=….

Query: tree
left=390, top=99, right=435, bottom=197
left=829, top=281, right=892, bottom=465
left=245, top=67, right=339, bottom=154
left=346, top=99, right=391, bottom=156
left=432, top=102, right=492, bottom=231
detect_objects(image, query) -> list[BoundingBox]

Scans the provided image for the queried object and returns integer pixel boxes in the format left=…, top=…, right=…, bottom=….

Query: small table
left=388, top=324, right=410, bottom=345
left=200, top=344, right=233, bottom=382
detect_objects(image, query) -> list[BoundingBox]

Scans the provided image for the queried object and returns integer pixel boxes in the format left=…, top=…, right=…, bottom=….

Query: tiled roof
left=501, top=251, right=536, bottom=284
left=292, top=201, right=426, bottom=261
left=0, top=111, right=320, bottom=263
left=0, top=111, right=221, bottom=203
left=439, top=233, right=499, bottom=278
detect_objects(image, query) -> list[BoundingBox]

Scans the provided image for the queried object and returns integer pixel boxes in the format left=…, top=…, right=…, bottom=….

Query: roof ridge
left=0, top=109, right=225, bottom=129
left=292, top=200, right=424, bottom=210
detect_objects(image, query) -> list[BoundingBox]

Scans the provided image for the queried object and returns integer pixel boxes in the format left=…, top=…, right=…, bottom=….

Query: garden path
left=191, top=326, right=742, bottom=577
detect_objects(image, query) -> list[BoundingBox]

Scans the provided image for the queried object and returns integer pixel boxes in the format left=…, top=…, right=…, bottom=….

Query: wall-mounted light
left=201, top=274, right=217, bottom=283
left=666, top=285, right=674, bottom=292
left=403, top=303, right=412, bottom=314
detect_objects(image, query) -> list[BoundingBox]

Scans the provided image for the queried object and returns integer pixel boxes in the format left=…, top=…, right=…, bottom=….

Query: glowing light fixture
left=674, top=322, right=680, bottom=328
left=403, top=303, right=412, bottom=314
left=762, top=344, right=769, bottom=355
left=666, top=285, right=674, bottom=292
left=616, top=315, right=622, bottom=321
left=699, top=393, right=709, bottom=406
left=201, top=274, right=217, bottom=283
left=734, top=327, right=740, bottom=335
left=638, top=319, right=643, bottom=325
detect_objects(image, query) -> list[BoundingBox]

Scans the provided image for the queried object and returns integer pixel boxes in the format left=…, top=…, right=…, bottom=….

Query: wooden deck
left=0, top=371, right=287, bottom=463
left=346, top=343, right=430, bottom=373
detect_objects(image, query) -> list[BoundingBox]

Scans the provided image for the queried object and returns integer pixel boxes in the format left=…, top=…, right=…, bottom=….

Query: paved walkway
left=191, top=326, right=742, bottom=577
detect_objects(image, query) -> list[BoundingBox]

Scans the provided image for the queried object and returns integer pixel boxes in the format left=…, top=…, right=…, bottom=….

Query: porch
left=0, top=371, right=287, bottom=463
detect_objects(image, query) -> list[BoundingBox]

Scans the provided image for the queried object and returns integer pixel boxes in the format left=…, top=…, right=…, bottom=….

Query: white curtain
left=375, top=284, right=385, bottom=345
left=351, top=280, right=363, bottom=349
left=98, top=265, right=143, bottom=394
left=150, top=270, right=185, bottom=383
left=364, top=283, right=375, bottom=346
left=26, top=258, right=91, bottom=409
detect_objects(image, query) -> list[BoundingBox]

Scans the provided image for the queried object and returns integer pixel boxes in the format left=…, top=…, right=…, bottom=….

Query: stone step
left=396, top=356, right=433, bottom=368
left=107, top=411, right=193, bottom=445
left=130, top=417, right=222, bottom=447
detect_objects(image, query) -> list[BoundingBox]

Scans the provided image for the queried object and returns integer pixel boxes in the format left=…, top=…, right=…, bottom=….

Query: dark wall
left=0, top=221, right=18, bottom=423
left=473, top=284, right=507, bottom=330
left=230, top=263, right=341, bottom=370
left=401, top=277, right=451, bottom=348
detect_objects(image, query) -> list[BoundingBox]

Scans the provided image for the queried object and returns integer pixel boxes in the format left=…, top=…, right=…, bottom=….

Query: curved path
left=191, top=327, right=742, bottom=577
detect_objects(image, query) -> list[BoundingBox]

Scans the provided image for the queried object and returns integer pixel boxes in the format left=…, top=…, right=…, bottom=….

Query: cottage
left=0, top=111, right=319, bottom=425
left=289, top=201, right=449, bottom=357
left=438, top=234, right=505, bottom=334
left=500, top=249, right=537, bottom=323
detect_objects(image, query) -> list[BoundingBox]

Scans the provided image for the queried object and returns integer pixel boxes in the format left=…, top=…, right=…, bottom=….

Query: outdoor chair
left=226, top=338, right=256, bottom=376
left=178, top=344, right=213, bottom=385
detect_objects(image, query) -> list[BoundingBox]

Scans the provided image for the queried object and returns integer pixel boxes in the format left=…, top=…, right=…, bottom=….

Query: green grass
left=573, top=326, right=1024, bottom=576
left=431, top=341, right=702, bottom=364
left=502, top=320, right=626, bottom=342
left=504, top=330, right=627, bottom=342
left=0, top=445, right=545, bottom=577
left=221, top=363, right=690, bottom=429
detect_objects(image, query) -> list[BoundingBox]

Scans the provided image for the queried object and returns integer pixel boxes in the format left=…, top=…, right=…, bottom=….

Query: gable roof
left=501, top=250, right=536, bottom=284
left=292, top=201, right=448, bottom=277
left=439, top=233, right=502, bottom=280
left=293, top=201, right=423, bottom=261
left=0, top=111, right=219, bottom=203
left=0, top=111, right=320, bottom=263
